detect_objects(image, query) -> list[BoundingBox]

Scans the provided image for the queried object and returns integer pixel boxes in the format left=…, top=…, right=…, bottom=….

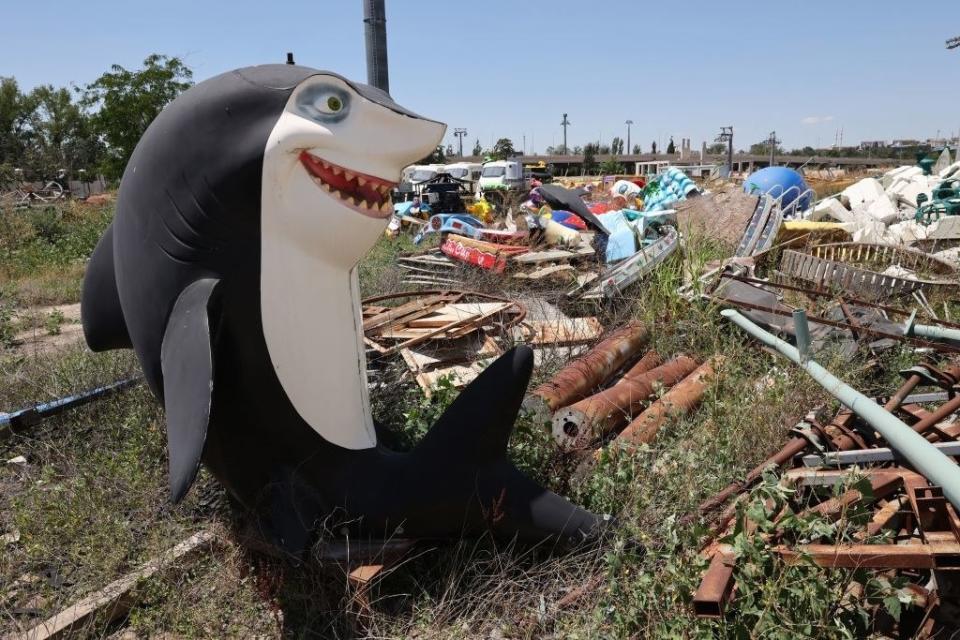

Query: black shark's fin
left=161, top=278, right=220, bottom=503
left=81, top=223, right=132, bottom=351
left=416, top=346, right=533, bottom=463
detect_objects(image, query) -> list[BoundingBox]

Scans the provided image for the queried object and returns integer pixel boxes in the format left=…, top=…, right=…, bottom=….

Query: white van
left=478, top=160, right=524, bottom=191
left=442, top=162, right=483, bottom=188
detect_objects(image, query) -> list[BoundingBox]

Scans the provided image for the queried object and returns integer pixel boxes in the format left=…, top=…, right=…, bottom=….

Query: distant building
left=859, top=140, right=886, bottom=150
left=891, top=139, right=922, bottom=148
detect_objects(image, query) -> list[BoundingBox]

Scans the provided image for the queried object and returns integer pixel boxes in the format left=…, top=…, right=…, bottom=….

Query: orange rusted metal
left=552, top=355, right=698, bottom=450
left=603, top=357, right=722, bottom=454
left=528, top=322, right=650, bottom=413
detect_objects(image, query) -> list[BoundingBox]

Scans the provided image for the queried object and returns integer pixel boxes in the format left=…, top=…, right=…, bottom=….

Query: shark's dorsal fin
left=161, top=278, right=220, bottom=502
left=417, top=346, right=533, bottom=463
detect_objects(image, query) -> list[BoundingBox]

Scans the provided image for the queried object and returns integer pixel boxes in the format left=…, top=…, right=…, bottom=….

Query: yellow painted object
left=468, top=199, right=493, bottom=223
left=775, top=219, right=851, bottom=245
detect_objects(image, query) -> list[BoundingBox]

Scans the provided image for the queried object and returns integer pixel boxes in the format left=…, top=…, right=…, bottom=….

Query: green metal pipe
left=722, top=308, right=960, bottom=510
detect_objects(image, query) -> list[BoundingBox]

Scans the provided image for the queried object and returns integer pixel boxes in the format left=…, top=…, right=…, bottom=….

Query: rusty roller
left=525, top=322, right=649, bottom=419
left=553, top=355, right=699, bottom=450
left=601, top=356, right=723, bottom=455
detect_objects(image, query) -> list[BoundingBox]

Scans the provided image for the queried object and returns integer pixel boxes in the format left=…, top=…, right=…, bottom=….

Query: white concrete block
left=938, top=161, right=960, bottom=178
left=809, top=198, right=854, bottom=223
left=865, top=195, right=900, bottom=224
left=841, top=178, right=886, bottom=209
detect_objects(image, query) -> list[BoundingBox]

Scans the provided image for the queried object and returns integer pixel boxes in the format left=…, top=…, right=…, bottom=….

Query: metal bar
left=793, top=309, right=811, bottom=363
left=692, top=549, right=736, bottom=618
left=805, top=438, right=960, bottom=467
left=0, top=377, right=141, bottom=440
left=723, top=308, right=960, bottom=511
left=776, top=542, right=960, bottom=569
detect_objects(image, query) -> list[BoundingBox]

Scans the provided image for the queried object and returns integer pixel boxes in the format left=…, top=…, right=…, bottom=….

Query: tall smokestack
left=363, top=0, right=389, bottom=93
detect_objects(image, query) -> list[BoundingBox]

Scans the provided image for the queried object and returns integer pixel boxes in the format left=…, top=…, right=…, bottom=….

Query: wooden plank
left=515, top=317, right=603, bottom=345
left=406, top=303, right=510, bottom=328
left=514, top=264, right=576, bottom=280
left=362, top=293, right=459, bottom=333
left=513, top=245, right=594, bottom=264
left=13, top=530, right=218, bottom=640
left=400, top=336, right=501, bottom=372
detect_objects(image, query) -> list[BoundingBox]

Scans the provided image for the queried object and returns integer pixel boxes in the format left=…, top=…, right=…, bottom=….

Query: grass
left=0, top=196, right=942, bottom=638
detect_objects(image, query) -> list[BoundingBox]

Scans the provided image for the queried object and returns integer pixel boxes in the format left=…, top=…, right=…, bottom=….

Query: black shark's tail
left=81, top=223, right=132, bottom=352
left=413, top=346, right=605, bottom=543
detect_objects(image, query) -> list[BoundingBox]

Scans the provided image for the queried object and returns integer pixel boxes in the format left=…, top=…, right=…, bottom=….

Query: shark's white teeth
left=331, top=189, right=342, bottom=200
left=358, top=200, right=369, bottom=210
left=332, top=166, right=342, bottom=176
left=356, top=177, right=367, bottom=187
left=379, top=201, right=392, bottom=214
left=344, top=170, right=355, bottom=181
left=346, top=196, right=355, bottom=207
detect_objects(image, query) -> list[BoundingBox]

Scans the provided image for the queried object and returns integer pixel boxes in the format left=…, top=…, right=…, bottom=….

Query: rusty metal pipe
left=692, top=549, right=736, bottom=618
left=552, top=355, right=698, bottom=450
left=527, top=322, right=649, bottom=415
left=602, top=357, right=723, bottom=454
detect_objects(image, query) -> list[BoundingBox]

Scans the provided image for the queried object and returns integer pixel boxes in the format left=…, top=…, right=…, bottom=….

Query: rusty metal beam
left=692, top=549, right=736, bottom=618
left=552, top=355, right=697, bottom=450
left=776, top=542, right=960, bottom=569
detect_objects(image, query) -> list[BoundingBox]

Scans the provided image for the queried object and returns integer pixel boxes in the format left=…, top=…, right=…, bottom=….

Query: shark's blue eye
left=295, top=84, right=351, bottom=123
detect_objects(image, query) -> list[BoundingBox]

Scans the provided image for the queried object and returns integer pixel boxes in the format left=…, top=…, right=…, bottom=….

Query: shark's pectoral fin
left=161, top=278, right=221, bottom=503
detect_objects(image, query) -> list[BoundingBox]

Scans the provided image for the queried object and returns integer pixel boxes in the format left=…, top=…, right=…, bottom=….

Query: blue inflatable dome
left=743, top=167, right=812, bottom=211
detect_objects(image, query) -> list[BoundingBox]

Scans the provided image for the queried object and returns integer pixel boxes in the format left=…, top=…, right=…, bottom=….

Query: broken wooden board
left=514, top=317, right=603, bottom=346
left=13, top=530, right=218, bottom=640
left=414, top=359, right=497, bottom=397
left=400, top=336, right=501, bottom=371
left=512, top=244, right=595, bottom=264
left=513, top=264, right=577, bottom=281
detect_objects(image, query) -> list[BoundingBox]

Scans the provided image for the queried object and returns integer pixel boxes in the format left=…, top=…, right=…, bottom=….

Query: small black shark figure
left=81, top=64, right=603, bottom=553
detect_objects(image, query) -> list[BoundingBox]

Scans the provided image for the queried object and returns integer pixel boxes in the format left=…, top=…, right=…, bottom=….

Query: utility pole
left=362, top=0, right=389, bottom=93
left=767, top=130, right=781, bottom=166
left=561, top=113, right=570, bottom=154
left=453, top=127, right=467, bottom=157
left=716, top=126, right=734, bottom=174
left=625, top=119, right=633, bottom=155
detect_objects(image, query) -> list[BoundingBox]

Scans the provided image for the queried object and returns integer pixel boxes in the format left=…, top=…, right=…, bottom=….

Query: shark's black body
left=82, top=65, right=603, bottom=553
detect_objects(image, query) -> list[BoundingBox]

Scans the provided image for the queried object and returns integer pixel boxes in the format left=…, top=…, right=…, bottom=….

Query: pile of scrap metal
left=691, top=311, right=960, bottom=636
left=395, top=178, right=689, bottom=300
left=362, top=290, right=605, bottom=395
left=523, top=323, right=723, bottom=467
left=698, top=267, right=960, bottom=358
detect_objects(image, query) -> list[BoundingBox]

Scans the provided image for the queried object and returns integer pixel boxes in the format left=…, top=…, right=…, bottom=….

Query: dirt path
left=7, top=303, right=85, bottom=358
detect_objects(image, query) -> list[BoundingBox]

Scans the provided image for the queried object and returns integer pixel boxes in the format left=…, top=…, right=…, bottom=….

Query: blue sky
left=4, top=1, right=959, bottom=153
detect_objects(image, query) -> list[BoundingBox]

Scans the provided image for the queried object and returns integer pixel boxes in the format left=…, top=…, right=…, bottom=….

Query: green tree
left=610, top=136, right=624, bottom=155
left=0, top=77, right=33, bottom=182
left=598, top=158, right=625, bottom=174
left=632, top=144, right=641, bottom=154
left=666, top=137, right=676, bottom=154
left=651, top=140, right=657, bottom=154
left=491, top=137, right=516, bottom=160
left=26, top=85, right=102, bottom=179
left=472, top=139, right=482, bottom=156
left=706, top=142, right=726, bottom=154
left=81, top=54, right=193, bottom=179
left=583, top=143, right=597, bottom=174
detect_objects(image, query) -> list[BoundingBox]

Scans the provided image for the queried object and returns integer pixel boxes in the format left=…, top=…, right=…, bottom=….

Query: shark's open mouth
left=300, top=151, right=395, bottom=218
